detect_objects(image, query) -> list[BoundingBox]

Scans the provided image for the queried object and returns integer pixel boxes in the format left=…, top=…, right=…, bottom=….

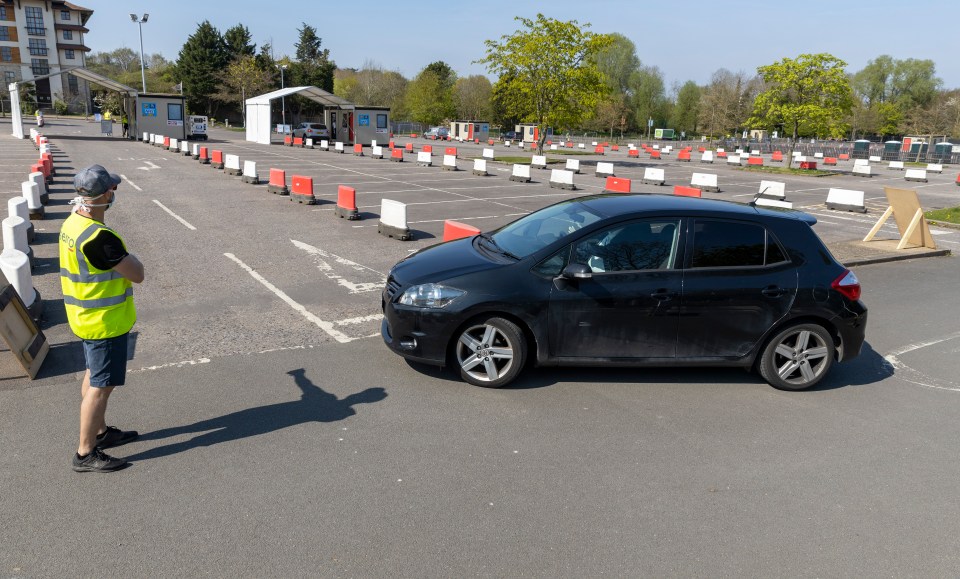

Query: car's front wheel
left=454, top=317, right=527, bottom=388
left=759, top=323, right=834, bottom=391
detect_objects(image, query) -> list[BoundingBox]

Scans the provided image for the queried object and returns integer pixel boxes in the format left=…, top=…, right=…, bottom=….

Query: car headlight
left=397, top=284, right=465, bottom=309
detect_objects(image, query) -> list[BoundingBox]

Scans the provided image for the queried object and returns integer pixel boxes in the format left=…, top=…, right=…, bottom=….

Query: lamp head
left=129, top=13, right=137, bottom=22
left=142, top=14, right=149, bottom=22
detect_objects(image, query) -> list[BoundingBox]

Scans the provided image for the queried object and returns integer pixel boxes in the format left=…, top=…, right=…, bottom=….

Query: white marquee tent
left=245, top=86, right=354, bottom=145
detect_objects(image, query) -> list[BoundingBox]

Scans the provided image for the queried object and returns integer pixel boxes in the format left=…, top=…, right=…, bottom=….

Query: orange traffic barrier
left=839, top=153, right=850, bottom=160
left=163, top=136, right=170, bottom=148
left=390, top=148, right=404, bottom=162
left=335, top=185, right=359, bottom=220
left=410, top=133, right=417, bottom=138
left=771, top=151, right=783, bottom=162
left=611, top=145, right=619, bottom=151
left=268, top=168, right=288, bottom=195
left=293, top=137, right=303, bottom=147
left=445, top=147, right=457, bottom=157
left=443, top=220, right=481, bottom=242
left=423, top=145, right=433, bottom=153
left=473, top=138, right=479, bottom=144
left=604, top=176, right=632, bottom=193
left=488, top=139, right=495, bottom=145
left=677, top=150, right=691, bottom=161
left=353, top=143, right=363, bottom=156
left=673, top=185, right=702, bottom=197
left=211, top=150, right=224, bottom=168
left=628, top=149, right=640, bottom=158
left=594, top=145, right=605, bottom=155
left=698, top=146, right=706, bottom=153
left=284, top=135, right=292, bottom=146
left=199, top=146, right=210, bottom=164
left=717, top=151, right=727, bottom=158
left=823, top=157, right=837, bottom=166
left=405, top=143, right=413, bottom=152
left=955, top=173, right=960, bottom=186
left=650, top=150, right=661, bottom=159
left=389, top=140, right=395, bottom=149
left=747, top=157, right=763, bottom=166
left=31, top=162, right=46, bottom=180
left=290, top=175, right=316, bottom=204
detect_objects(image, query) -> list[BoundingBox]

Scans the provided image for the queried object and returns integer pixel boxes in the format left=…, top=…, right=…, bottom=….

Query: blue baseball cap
left=74, top=164, right=121, bottom=197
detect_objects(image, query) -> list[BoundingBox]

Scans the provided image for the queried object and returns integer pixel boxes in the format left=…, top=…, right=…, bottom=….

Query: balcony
left=31, top=65, right=50, bottom=75
left=26, top=27, right=46, bottom=36
left=28, top=47, right=48, bottom=56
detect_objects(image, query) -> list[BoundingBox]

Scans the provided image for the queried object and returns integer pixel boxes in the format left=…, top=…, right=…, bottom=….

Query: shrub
left=53, top=99, right=69, bottom=115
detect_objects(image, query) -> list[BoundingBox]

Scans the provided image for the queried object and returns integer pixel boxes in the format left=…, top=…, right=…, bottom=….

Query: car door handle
left=651, top=290, right=678, bottom=301
left=762, top=286, right=787, bottom=298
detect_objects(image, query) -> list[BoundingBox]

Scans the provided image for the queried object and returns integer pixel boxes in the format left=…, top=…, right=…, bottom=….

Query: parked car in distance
left=423, top=127, right=450, bottom=140
left=501, top=130, right=518, bottom=142
left=382, top=194, right=867, bottom=390
left=293, top=122, right=330, bottom=139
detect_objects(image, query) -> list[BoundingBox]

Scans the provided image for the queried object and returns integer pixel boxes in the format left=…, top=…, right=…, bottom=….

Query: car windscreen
left=490, top=200, right=604, bottom=259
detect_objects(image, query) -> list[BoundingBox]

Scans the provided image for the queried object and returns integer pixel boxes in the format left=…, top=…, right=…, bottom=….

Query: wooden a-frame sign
left=0, top=283, right=49, bottom=380
left=863, top=187, right=937, bottom=250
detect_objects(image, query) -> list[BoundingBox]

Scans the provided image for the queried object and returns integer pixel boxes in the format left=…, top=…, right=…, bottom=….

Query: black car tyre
left=759, top=323, right=834, bottom=391
left=454, top=317, right=527, bottom=388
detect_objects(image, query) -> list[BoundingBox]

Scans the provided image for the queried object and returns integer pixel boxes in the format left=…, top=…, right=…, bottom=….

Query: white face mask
left=70, top=190, right=115, bottom=212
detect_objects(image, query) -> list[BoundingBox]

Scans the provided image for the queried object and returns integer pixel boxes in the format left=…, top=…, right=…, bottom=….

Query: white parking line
left=152, top=200, right=197, bottom=230
left=120, top=174, right=142, bottom=191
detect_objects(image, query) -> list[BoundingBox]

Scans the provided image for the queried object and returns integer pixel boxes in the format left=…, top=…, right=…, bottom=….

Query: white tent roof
left=245, top=86, right=353, bottom=109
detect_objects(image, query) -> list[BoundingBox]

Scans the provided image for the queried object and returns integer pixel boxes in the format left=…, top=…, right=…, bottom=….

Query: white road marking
left=290, top=239, right=385, bottom=294
left=120, top=174, right=142, bottom=191
left=137, top=160, right=161, bottom=171
left=152, top=200, right=197, bottom=230
left=129, top=357, right=211, bottom=373
left=884, top=331, right=960, bottom=392
left=335, top=313, right=384, bottom=326
left=224, top=252, right=354, bottom=343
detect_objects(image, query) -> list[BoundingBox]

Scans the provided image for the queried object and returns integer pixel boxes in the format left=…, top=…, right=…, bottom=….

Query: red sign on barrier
left=443, top=220, right=481, bottom=242
left=291, top=175, right=313, bottom=196
left=673, top=186, right=702, bottom=198
left=337, top=185, right=357, bottom=210
left=445, top=147, right=457, bottom=156
left=605, top=176, right=632, bottom=193
left=422, top=145, right=433, bottom=153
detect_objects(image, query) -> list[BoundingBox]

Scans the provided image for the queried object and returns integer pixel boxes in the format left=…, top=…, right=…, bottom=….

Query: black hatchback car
left=381, top=194, right=867, bottom=390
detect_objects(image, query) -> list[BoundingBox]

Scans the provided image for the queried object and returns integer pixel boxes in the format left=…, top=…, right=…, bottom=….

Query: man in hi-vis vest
left=60, top=165, right=145, bottom=473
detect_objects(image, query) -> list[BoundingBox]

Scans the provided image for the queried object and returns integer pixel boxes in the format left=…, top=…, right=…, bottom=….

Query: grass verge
left=738, top=165, right=834, bottom=177
left=479, top=156, right=566, bottom=165
left=925, top=206, right=960, bottom=226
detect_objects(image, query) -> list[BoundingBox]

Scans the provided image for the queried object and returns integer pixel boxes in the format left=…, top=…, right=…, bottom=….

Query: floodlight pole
left=130, top=14, right=149, bottom=93
left=278, top=64, right=288, bottom=129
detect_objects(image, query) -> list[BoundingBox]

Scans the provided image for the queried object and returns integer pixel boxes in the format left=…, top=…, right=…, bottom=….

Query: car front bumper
left=381, top=304, right=460, bottom=367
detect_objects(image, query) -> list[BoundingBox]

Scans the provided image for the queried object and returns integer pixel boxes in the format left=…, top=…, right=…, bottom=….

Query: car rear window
left=691, top=220, right=765, bottom=268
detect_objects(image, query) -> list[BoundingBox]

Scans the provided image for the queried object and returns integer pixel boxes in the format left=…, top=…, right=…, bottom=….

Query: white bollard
left=727, top=155, right=742, bottom=165
left=577, top=143, right=585, bottom=150
left=751, top=149, right=761, bottom=156
left=473, top=159, right=488, bottom=176
left=642, top=167, right=665, bottom=185
left=442, top=154, right=458, bottom=171
left=531, top=155, right=547, bottom=170
left=305, top=138, right=313, bottom=149
left=8, top=197, right=33, bottom=244
left=320, top=140, right=329, bottom=151
left=28, top=172, right=48, bottom=204
left=826, top=188, right=866, bottom=213
left=814, top=152, right=824, bottom=159
left=852, top=165, right=872, bottom=177
left=482, top=148, right=495, bottom=160
left=242, top=160, right=259, bottom=184
left=510, top=164, right=532, bottom=182
left=549, top=169, right=576, bottom=190
left=595, top=162, right=615, bottom=178
left=3, top=216, right=32, bottom=264
left=372, top=145, right=384, bottom=159
left=142, top=132, right=150, bottom=142
left=888, top=160, right=904, bottom=170
left=550, top=144, right=558, bottom=150
left=691, top=172, right=719, bottom=192
left=904, top=168, right=928, bottom=182
left=180, top=140, right=190, bottom=155
left=565, top=159, right=580, bottom=174
left=335, top=142, right=345, bottom=153
left=758, top=180, right=786, bottom=199
left=225, top=154, right=242, bottom=176
left=416, top=151, right=432, bottom=166
left=192, top=143, right=201, bottom=159
left=700, top=151, right=714, bottom=163
left=926, top=163, right=943, bottom=174
left=0, top=248, right=39, bottom=312
left=504, top=140, right=511, bottom=148
left=169, top=138, right=179, bottom=151
left=22, top=182, right=44, bottom=219
left=868, top=155, right=882, bottom=163
left=378, top=199, right=411, bottom=241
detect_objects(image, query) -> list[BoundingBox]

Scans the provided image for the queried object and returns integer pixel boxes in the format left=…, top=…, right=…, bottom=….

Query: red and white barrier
left=642, top=168, right=665, bottom=186
left=826, top=188, right=866, bottom=213
left=335, top=185, right=359, bottom=220
left=378, top=199, right=411, bottom=240
left=443, top=220, right=480, bottom=242
left=691, top=173, right=719, bottom=192
left=267, top=168, right=288, bottom=195
left=290, top=175, right=316, bottom=204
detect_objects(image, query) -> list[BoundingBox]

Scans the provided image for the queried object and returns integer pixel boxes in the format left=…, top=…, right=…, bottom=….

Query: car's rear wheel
left=454, top=317, right=526, bottom=388
left=759, top=323, right=834, bottom=391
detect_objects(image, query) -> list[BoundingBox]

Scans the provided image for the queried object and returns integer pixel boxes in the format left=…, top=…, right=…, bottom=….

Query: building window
left=25, top=7, right=45, bottom=36
left=63, top=30, right=73, bottom=40
left=0, top=7, right=6, bottom=20
left=0, top=27, right=8, bottom=41
left=0, top=47, right=11, bottom=62
left=28, top=39, right=48, bottom=57
left=31, top=59, right=50, bottom=76
left=4, top=71, right=15, bottom=84
left=377, top=114, right=388, bottom=129
left=65, top=49, right=75, bottom=60
left=68, top=74, right=79, bottom=95
left=61, top=10, right=70, bottom=21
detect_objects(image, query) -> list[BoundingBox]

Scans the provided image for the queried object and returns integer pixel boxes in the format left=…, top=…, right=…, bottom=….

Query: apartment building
left=1, top=0, right=92, bottom=113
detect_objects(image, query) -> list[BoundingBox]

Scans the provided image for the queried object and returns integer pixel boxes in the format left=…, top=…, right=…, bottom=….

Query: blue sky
left=81, top=0, right=960, bottom=90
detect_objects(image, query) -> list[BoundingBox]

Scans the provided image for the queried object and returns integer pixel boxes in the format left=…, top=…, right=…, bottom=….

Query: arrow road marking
left=290, top=239, right=385, bottom=294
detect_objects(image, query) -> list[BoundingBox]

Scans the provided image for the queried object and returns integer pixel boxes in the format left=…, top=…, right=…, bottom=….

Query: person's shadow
left=125, top=369, right=386, bottom=462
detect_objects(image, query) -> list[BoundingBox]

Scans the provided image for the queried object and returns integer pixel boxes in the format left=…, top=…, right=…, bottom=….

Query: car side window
left=691, top=220, right=784, bottom=268
left=573, top=219, right=680, bottom=273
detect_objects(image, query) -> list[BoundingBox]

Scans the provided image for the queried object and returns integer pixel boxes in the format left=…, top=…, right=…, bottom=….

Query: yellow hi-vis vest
left=59, top=212, right=136, bottom=339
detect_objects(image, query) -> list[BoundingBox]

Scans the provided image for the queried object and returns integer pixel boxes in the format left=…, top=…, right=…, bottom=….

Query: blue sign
left=142, top=102, right=157, bottom=117
left=358, top=114, right=369, bottom=126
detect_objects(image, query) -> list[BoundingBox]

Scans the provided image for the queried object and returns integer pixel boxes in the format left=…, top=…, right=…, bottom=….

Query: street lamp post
left=129, top=13, right=149, bottom=93
left=278, top=64, right=288, bottom=130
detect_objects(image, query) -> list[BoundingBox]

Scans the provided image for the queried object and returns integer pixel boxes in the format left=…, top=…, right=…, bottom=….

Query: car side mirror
left=561, top=263, right=592, bottom=280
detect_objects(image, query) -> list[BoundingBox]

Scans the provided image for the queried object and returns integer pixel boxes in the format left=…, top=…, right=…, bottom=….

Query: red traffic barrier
left=566, top=141, right=573, bottom=148
left=673, top=185, right=702, bottom=198
left=443, top=220, right=481, bottom=242
left=611, top=145, right=619, bottom=151
left=488, top=139, right=495, bottom=145
left=293, top=137, right=304, bottom=147
left=955, top=173, right=960, bottom=186
left=650, top=150, right=661, bottom=159
left=799, top=161, right=817, bottom=170
left=604, top=176, right=632, bottom=193
left=335, top=185, right=359, bottom=220
left=290, top=175, right=316, bottom=204
left=422, top=144, right=433, bottom=153
left=771, top=151, right=783, bottom=162
left=717, top=151, right=727, bottom=158
left=546, top=140, right=552, bottom=145
left=267, top=168, right=288, bottom=195
left=405, top=143, right=413, bottom=152
left=41, top=157, right=53, bottom=176
left=163, top=137, right=170, bottom=148
left=284, top=135, right=292, bottom=146
left=602, top=142, right=609, bottom=147
left=445, top=147, right=457, bottom=157
left=628, top=149, right=640, bottom=158
left=473, top=138, right=479, bottom=144
left=31, top=162, right=46, bottom=179
left=390, top=148, right=404, bottom=162
left=823, top=157, right=838, bottom=166
left=677, top=150, right=691, bottom=161
left=410, top=133, right=417, bottom=138
left=389, top=140, right=395, bottom=149
left=747, top=157, right=763, bottom=166
left=353, top=143, right=363, bottom=155
left=839, top=153, right=850, bottom=160
left=698, top=146, right=706, bottom=153
left=211, top=150, right=224, bottom=167
left=594, top=145, right=605, bottom=154
left=199, top=146, right=210, bottom=163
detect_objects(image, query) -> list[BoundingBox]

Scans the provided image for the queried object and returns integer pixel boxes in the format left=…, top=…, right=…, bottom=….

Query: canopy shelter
left=245, top=86, right=354, bottom=145
left=8, top=66, right=138, bottom=139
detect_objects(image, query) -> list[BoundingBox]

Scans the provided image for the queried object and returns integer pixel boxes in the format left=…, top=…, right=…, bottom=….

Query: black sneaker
left=96, top=426, right=139, bottom=449
left=72, top=448, right=128, bottom=473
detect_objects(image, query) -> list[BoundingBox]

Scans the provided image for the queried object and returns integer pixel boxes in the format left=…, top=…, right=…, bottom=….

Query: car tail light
left=831, top=269, right=861, bottom=301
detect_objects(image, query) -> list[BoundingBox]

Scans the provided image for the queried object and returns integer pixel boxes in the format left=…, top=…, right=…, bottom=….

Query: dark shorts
left=82, top=333, right=129, bottom=387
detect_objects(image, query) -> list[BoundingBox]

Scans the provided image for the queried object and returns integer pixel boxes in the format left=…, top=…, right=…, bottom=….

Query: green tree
left=424, top=61, right=457, bottom=92
left=750, top=53, right=853, bottom=141
left=592, top=32, right=640, bottom=95
left=404, top=69, right=453, bottom=125
left=629, top=66, right=668, bottom=136
left=453, top=75, right=493, bottom=120
left=223, top=24, right=256, bottom=61
left=215, top=55, right=273, bottom=126
left=476, top=13, right=612, bottom=152
left=672, top=80, right=701, bottom=136
left=175, top=21, right=228, bottom=115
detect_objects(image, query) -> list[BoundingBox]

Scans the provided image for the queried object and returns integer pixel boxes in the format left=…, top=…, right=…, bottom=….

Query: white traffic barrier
left=39, top=144, right=50, bottom=155
left=854, top=158, right=870, bottom=167
left=888, top=160, right=904, bottom=170
left=642, top=167, right=665, bottom=186
left=595, top=162, right=614, bottom=178
left=378, top=199, right=411, bottom=241
left=225, top=154, right=242, bottom=176
left=717, top=148, right=725, bottom=153
left=169, top=138, right=179, bottom=151
left=510, top=164, right=532, bottom=183
left=577, top=143, right=585, bottom=149
left=504, top=140, right=511, bottom=147
left=142, top=132, right=150, bottom=142
left=335, top=142, right=345, bottom=153
left=550, top=144, right=558, bottom=150
left=814, top=152, right=824, bottom=159
left=755, top=197, right=794, bottom=209
left=8, top=198, right=33, bottom=243
left=319, top=140, right=329, bottom=151
left=180, top=140, right=190, bottom=155
left=192, top=143, right=201, bottom=159
left=417, top=151, right=432, bottom=166
left=442, top=154, right=458, bottom=171
left=305, top=138, right=313, bottom=149
left=242, top=160, right=259, bottom=184
left=905, top=168, right=928, bottom=182
left=734, top=148, right=742, bottom=154
left=700, top=151, right=714, bottom=163
left=22, top=182, right=43, bottom=219
left=549, top=169, right=576, bottom=190
left=531, top=155, right=547, bottom=170
left=0, top=248, right=40, bottom=317
left=727, top=155, right=741, bottom=165
left=653, top=145, right=661, bottom=150
left=518, top=142, right=525, bottom=150
left=482, top=147, right=495, bottom=160
left=3, top=216, right=32, bottom=263
left=153, top=134, right=163, bottom=146
left=473, top=159, right=488, bottom=176
left=751, top=149, right=760, bottom=156
left=28, top=172, right=47, bottom=204
left=852, top=164, right=872, bottom=177
left=565, top=158, right=580, bottom=174
left=826, top=188, right=866, bottom=213
left=868, top=155, right=882, bottom=163
left=927, top=163, right=943, bottom=174
left=371, top=140, right=377, bottom=148
left=662, top=146, right=672, bottom=154
left=372, top=145, right=384, bottom=159
left=691, top=172, right=719, bottom=192
left=29, top=129, right=37, bottom=140
left=758, top=180, right=786, bottom=199
left=628, top=143, right=636, bottom=150
left=591, top=141, right=598, bottom=146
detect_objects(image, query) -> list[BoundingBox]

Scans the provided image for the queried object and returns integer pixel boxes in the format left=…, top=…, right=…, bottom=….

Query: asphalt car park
left=1, top=117, right=959, bottom=576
